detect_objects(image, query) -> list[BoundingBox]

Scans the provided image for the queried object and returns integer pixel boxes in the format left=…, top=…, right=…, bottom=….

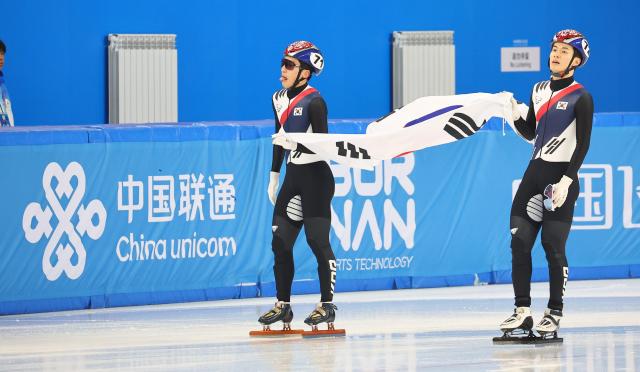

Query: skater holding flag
left=497, top=29, right=594, bottom=344
left=251, top=41, right=344, bottom=337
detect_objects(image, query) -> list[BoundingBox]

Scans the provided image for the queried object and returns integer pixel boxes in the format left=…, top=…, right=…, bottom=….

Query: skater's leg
left=509, top=164, right=543, bottom=308
left=510, top=216, right=540, bottom=308
left=272, top=216, right=301, bottom=302
left=300, top=162, right=336, bottom=303
left=304, top=218, right=336, bottom=302
left=540, top=178, right=578, bottom=312
left=540, top=220, right=571, bottom=311
left=272, top=170, right=303, bottom=303
left=499, top=163, right=542, bottom=333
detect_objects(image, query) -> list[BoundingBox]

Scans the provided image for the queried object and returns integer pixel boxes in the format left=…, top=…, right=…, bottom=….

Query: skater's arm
left=565, top=92, right=594, bottom=179
left=271, top=103, right=286, bottom=173
left=309, top=96, right=328, bottom=134
left=513, top=97, right=536, bottom=141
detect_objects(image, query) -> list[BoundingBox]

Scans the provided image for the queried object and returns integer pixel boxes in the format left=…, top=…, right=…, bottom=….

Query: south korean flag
left=280, top=92, right=514, bottom=169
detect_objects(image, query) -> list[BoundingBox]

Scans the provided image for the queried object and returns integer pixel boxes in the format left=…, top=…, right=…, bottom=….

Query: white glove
left=511, top=97, right=522, bottom=122
left=272, top=132, right=297, bottom=151
left=267, top=171, right=280, bottom=205
left=552, top=175, right=573, bottom=209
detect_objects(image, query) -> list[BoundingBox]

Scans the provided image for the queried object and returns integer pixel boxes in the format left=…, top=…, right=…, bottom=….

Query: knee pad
left=510, top=216, right=537, bottom=255
left=272, top=216, right=300, bottom=256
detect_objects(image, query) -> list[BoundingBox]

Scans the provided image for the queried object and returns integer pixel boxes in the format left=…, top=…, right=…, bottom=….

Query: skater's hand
left=272, top=132, right=297, bottom=151
left=510, top=97, right=522, bottom=122
left=552, top=175, right=573, bottom=209
left=267, top=171, right=279, bottom=206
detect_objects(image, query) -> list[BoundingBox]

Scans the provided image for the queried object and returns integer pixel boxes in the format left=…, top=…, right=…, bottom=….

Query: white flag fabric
left=279, top=92, right=515, bottom=169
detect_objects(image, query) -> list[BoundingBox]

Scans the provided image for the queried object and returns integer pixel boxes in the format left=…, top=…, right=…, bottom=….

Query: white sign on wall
left=501, top=47, right=540, bottom=72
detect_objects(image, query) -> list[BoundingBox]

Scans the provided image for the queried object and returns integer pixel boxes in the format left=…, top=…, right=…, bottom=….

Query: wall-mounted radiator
left=108, top=34, right=178, bottom=124
left=392, top=31, right=455, bottom=109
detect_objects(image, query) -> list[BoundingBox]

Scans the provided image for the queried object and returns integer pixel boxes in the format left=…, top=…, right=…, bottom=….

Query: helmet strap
left=291, top=68, right=308, bottom=88
left=550, top=49, right=578, bottom=79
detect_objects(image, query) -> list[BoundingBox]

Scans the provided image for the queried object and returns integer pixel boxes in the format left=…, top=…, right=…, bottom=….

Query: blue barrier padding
left=393, top=276, right=412, bottom=289
left=257, top=282, right=276, bottom=298
left=336, top=278, right=399, bottom=292
left=0, top=113, right=636, bottom=147
left=89, top=295, right=106, bottom=309
left=570, top=265, right=634, bottom=280
left=493, top=270, right=512, bottom=285
left=291, top=280, right=322, bottom=296
left=0, top=265, right=638, bottom=316
left=1, top=113, right=639, bottom=315
left=0, top=125, right=97, bottom=145
left=107, top=289, right=204, bottom=308
left=593, top=112, right=640, bottom=127
left=412, top=274, right=478, bottom=288
left=0, top=296, right=91, bottom=315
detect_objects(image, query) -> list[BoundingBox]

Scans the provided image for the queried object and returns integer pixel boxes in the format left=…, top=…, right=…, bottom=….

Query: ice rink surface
left=1, top=278, right=639, bottom=371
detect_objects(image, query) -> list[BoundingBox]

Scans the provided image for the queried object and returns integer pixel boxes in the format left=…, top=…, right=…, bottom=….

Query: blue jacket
left=0, top=71, right=14, bottom=127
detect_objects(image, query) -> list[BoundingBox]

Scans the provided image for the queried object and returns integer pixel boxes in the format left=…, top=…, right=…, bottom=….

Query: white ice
left=1, top=278, right=639, bottom=371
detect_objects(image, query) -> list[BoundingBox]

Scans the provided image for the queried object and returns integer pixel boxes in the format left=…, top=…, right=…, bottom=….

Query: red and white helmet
left=284, top=41, right=324, bottom=75
left=552, top=29, right=590, bottom=66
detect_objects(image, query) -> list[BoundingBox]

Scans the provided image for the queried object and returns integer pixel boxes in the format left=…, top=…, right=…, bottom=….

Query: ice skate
left=493, top=307, right=563, bottom=344
left=301, top=302, right=345, bottom=337
left=535, top=308, right=563, bottom=340
left=500, top=307, right=534, bottom=333
left=249, top=301, right=303, bottom=336
left=493, top=307, right=536, bottom=344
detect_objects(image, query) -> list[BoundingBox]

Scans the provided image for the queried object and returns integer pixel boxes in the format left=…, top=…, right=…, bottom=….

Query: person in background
left=0, top=39, right=14, bottom=127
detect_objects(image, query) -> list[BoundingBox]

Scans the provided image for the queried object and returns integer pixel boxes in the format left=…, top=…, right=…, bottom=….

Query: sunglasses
left=543, top=184, right=555, bottom=211
left=281, top=59, right=301, bottom=71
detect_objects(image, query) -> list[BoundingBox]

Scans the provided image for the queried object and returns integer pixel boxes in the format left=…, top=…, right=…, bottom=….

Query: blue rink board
left=0, top=114, right=639, bottom=314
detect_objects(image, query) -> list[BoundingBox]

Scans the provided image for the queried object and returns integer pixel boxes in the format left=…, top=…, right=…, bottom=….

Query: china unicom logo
left=22, top=162, right=107, bottom=281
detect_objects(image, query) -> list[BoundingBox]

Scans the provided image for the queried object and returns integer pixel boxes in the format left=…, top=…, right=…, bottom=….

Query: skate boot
left=494, top=307, right=563, bottom=344
left=499, top=306, right=534, bottom=334
left=301, top=302, right=345, bottom=337
left=258, top=301, right=293, bottom=330
left=535, top=308, right=562, bottom=338
left=249, top=301, right=303, bottom=336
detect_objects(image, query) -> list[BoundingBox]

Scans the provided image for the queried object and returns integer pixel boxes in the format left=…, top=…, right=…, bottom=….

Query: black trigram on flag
left=443, top=112, right=486, bottom=140
left=336, top=141, right=371, bottom=159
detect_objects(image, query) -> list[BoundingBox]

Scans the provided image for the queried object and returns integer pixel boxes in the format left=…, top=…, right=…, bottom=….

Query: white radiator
left=108, top=34, right=178, bottom=124
left=392, top=31, right=455, bottom=109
